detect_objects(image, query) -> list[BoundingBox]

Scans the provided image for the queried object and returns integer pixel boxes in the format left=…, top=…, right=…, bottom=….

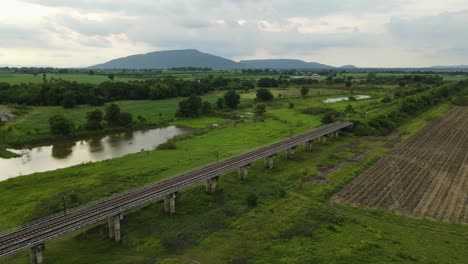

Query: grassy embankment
left=0, top=87, right=465, bottom=263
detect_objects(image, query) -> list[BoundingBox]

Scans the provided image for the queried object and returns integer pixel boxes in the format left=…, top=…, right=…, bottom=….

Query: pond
left=0, top=126, right=189, bottom=181
left=322, top=95, right=371, bottom=103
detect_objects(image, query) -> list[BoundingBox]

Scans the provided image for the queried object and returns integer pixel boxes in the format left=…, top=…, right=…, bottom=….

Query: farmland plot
left=333, top=107, right=468, bottom=223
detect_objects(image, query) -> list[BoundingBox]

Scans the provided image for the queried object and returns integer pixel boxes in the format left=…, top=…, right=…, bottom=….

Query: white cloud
left=0, top=0, right=466, bottom=67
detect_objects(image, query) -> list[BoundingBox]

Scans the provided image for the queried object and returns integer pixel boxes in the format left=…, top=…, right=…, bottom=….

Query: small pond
left=322, top=95, right=371, bottom=103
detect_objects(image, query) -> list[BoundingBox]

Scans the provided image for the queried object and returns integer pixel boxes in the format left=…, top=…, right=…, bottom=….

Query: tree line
left=0, top=77, right=256, bottom=107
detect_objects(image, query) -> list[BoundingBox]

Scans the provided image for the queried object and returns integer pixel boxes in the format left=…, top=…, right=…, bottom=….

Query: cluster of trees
left=0, top=77, right=256, bottom=107
left=48, top=104, right=134, bottom=135
left=356, top=83, right=464, bottom=135
left=175, top=95, right=213, bottom=118
left=366, top=73, right=443, bottom=86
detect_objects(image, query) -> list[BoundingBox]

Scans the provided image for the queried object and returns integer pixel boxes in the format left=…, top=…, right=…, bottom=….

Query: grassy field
left=1, top=102, right=465, bottom=264
left=0, top=96, right=222, bottom=147
left=0, top=71, right=281, bottom=84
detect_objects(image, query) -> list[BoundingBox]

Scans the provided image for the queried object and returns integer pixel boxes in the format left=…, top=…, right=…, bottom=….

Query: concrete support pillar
left=304, top=141, right=312, bottom=151
left=321, top=136, right=327, bottom=143
left=108, top=217, right=115, bottom=239
left=205, top=177, right=218, bottom=193
left=238, top=165, right=250, bottom=180
left=335, top=131, right=339, bottom=138
left=113, top=214, right=122, bottom=242
left=265, top=155, right=275, bottom=169
left=29, top=244, right=44, bottom=264
left=164, top=193, right=177, bottom=215
left=287, top=146, right=297, bottom=159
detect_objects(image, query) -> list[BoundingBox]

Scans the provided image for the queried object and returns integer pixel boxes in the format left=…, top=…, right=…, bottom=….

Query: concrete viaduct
left=0, top=121, right=352, bottom=264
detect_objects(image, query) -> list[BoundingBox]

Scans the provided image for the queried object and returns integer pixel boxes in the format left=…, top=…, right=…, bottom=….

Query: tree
left=345, top=79, right=352, bottom=88
left=321, top=112, right=340, bottom=124
left=61, top=92, right=76, bottom=109
left=202, top=101, right=213, bottom=114
left=254, top=103, right=266, bottom=116
left=107, top=73, right=115, bottom=81
left=300, top=86, right=309, bottom=97
left=104, top=103, right=121, bottom=126
left=223, top=90, right=240, bottom=109
left=345, top=103, right=356, bottom=114
left=118, top=112, right=133, bottom=127
left=85, top=109, right=103, bottom=130
left=256, top=88, right=274, bottom=102
left=176, top=94, right=202, bottom=117
left=216, top=98, right=224, bottom=109
left=49, top=114, right=74, bottom=135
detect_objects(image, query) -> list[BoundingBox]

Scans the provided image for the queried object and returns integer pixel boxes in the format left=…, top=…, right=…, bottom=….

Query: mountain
left=339, top=65, right=358, bottom=69
left=239, top=59, right=335, bottom=69
left=90, top=49, right=242, bottom=69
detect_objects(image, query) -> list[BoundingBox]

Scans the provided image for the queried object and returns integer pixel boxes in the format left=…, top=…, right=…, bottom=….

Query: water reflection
left=0, top=126, right=188, bottom=180
left=51, top=141, right=75, bottom=159
left=322, top=95, right=371, bottom=103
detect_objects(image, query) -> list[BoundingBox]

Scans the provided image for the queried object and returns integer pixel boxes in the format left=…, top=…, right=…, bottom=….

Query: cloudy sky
left=1, top=0, right=468, bottom=67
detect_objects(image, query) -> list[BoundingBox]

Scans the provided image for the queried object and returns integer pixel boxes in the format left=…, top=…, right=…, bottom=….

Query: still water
left=322, top=95, right=371, bottom=103
left=0, top=126, right=189, bottom=180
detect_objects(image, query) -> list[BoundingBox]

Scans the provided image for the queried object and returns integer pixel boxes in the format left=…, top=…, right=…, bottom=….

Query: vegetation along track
left=333, top=107, right=468, bottom=223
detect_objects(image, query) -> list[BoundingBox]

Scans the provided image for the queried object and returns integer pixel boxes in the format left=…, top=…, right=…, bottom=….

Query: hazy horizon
left=2, top=0, right=468, bottom=68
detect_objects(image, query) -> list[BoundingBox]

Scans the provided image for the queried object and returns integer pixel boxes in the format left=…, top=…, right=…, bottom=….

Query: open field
left=333, top=107, right=468, bottom=223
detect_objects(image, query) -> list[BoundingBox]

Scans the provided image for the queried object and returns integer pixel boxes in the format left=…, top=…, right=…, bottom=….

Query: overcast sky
left=1, top=0, right=468, bottom=68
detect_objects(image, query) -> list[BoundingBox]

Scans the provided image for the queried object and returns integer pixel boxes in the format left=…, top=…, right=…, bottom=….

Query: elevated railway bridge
left=0, top=121, right=352, bottom=264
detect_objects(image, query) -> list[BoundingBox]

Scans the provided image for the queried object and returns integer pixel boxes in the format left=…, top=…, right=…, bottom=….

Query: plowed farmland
left=333, top=107, right=468, bottom=223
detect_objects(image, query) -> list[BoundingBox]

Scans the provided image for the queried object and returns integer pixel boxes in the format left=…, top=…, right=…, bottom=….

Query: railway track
left=0, top=121, right=352, bottom=258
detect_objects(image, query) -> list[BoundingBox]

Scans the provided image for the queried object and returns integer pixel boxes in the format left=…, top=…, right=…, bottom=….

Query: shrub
left=49, top=114, right=74, bottom=135
left=245, top=193, right=258, bottom=207
left=157, top=140, right=176, bottom=150
left=255, top=88, right=274, bottom=101
left=224, top=90, right=240, bottom=109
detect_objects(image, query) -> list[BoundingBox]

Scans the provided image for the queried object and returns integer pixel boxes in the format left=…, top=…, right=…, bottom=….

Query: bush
left=381, top=96, right=392, bottom=103
left=301, top=107, right=335, bottom=115
left=254, top=103, right=266, bottom=116
left=245, top=193, right=258, bottom=207
left=49, top=114, right=74, bottom=135
left=255, top=88, right=274, bottom=101
left=202, top=101, right=213, bottom=114
left=85, top=109, right=103, bottom=130
left=321, top=112, right=341, bottom=124
left=104, top=103, right=121, bottom=126
left=224, top=90, right=240, bottom=109
left=157, top=140, right=176, bottom=150
left=118, top=112, right=133, bottom=127
left=176, top=94, right=202, bottom=118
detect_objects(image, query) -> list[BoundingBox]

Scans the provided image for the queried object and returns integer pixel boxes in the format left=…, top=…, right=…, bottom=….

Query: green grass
left=0, top=95, right=464, bottom=264
left=0, top=96, right=219, bottom=146
left=0, top=72, right=143, bottom=84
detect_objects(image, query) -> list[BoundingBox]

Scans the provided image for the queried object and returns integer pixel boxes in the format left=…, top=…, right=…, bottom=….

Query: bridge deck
left=0, top=121, right=352, bottom=257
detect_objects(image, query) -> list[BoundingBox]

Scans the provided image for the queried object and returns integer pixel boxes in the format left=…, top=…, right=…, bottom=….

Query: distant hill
left=339, top=65, right=358, bottom=69
left=430, top=65, right=468, bottom=69
left=239, top=59, right=335, bottom=69
left=90, top=49, right=242, bottom=69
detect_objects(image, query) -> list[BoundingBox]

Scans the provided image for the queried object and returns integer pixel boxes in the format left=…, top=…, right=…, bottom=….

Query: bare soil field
left=333, top=107, right=468, bottom=223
